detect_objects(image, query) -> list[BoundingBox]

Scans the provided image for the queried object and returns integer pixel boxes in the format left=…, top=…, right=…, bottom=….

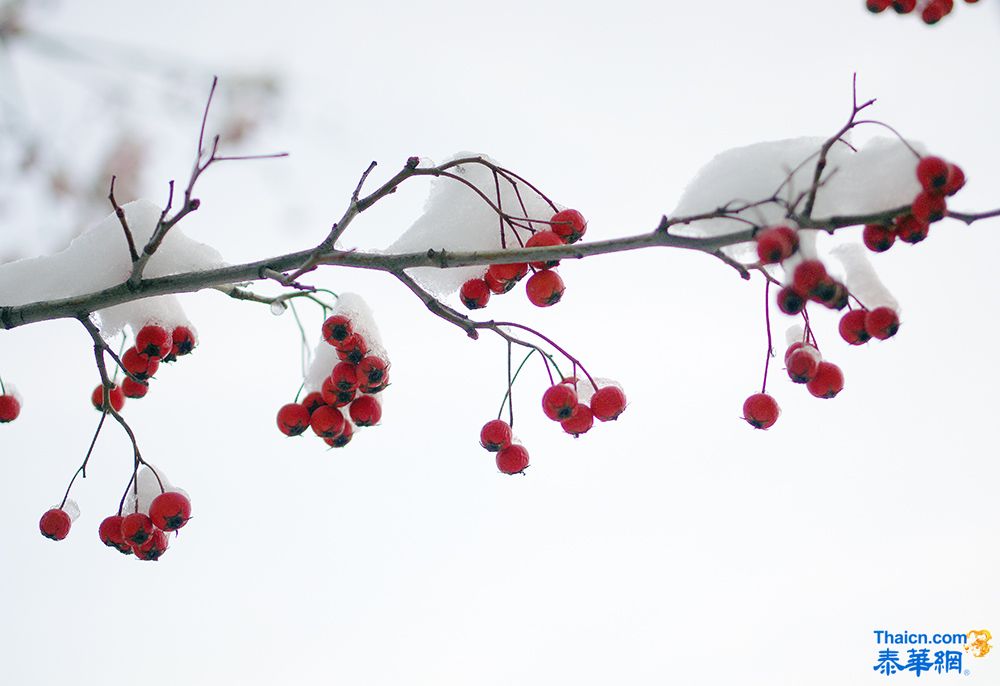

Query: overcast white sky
left=2, top=2, right=1000, bottom=685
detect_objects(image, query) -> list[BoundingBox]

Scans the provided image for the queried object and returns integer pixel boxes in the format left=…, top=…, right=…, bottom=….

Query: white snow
left=830, top=243, right=900, bottom=312
left=122, top=463, right=184, bottom=515
left=671, top=136, right=923, bottom=262
left=573, top=377, right=624, bottom=406
left=383, top=153, right=564, bottom=298
left=785, top=325, right=804, bottom=347
left=303, top=292, right=390, bottom=393
left=0, top=199, right=224, bottom=336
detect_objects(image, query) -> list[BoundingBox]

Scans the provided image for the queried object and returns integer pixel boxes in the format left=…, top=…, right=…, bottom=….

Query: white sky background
left=2, top=1, right=1000, bottom=684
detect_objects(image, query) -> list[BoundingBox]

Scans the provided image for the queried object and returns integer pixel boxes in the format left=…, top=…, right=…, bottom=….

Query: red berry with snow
left=311, top=405, right=346, bottom=439
left=865, top=307, right=900, bottom=340
left=135, top=325, right=170, bottom=359
left=330, top=362, right=359, bottom=393
left=325, top=421, right=354, bottom=448
left=91, top=384, right=125, bottom=412
left=460, top=278, right=491, bottom=309
left=793, top=260, right=828, bottom=296
left=349, top=395, right=382, bottom=426
left=122, top=347, right=159, bottom=380
left=171, top=326, right=197, bottom=356
left=0, top=394, right=20, bottom=422
left=838, top=310, right=871, bottom=345
left=912, top=191, right=946, bottom=224
left=786, top=347, right=820, bottom=384
left=542, top=383, right=578, bottom=421
left=591, top=386, right=627, bottom=421
left=776, top=286, right=806, bottom=315
left=480, top=419, right=513, bottom=452
left=322, top=376, right=355, bottom=407
left=561, top=404, right=594, bottom=436
left=896, top=215, right=930, bottom=244
left=945, top=164, right=965, bottom=196
left=334, top=334, right=368, bottom=365
left=133, top=528, right=169, bottom=561
left=99, top=515, right=131, bottom=553
left=121, top=377, right=149, bottom=399
left=755, top=226, right=798, bottom=264
left=276, top=403, right=311, bottom=436
left=496, top=444, right=529, bottom=474
left=550, top=209, right=587, bottom=243
left=149, top=491, right=192, bottom=531
left=121, top=512, right=155, bottom=546
left=487, top=262, right=529, bottom=285
left=863, top=223, right=896, bottom=253
left=484, top=270, right=515, bottom=294
left=526, top=269, right=565, bottom=307
left=301, top=392, right=325, bottom=414
left=743, top=393, right=780, bottom=430
left=807, top=361, right=845, bottom=399
left=525, top=230, right=565, bottom=269
left=322, top=315, right=353, bottom=345
left=357, top=356, right=389, bottom=388
left=39, top=508, right=71, bottom=541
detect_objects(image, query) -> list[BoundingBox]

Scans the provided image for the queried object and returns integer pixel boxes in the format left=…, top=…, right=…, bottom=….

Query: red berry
left=135, top=325, right=170, bottom=359
left=866, top=0, right=891, bottom=11
left=561, top=404, right=594, bottom=436
left=892, top=0, right=916, bottom=12
left=776, top=286, right=806, bottom=315
left=324, top=420, right=354, bottom=448
left=99, top=515, right=131, bottom=553
left=330, top=362, right=359, bottom=393
left=311, top=405, right=346, bottom=438
left=484, top=270, right=515, bottom=294
left=786, top=347, right=820, bottom=384
left=39, top=508, right=72, bottom=541
left=133, top=528, right=169, bottom=561
left=276, top=403, right=311, bottom=436
left=921, top=3, right=945, bottom=23
left=91, top=384, right=126, bottom=412
left=334, top=334, right=368, bottom=365
left=349, top=395, right=382, bottom=426
left=322, top=315, right=353, bottom=345
left=357, top=356, right=389, bottom=388
left=912, top=191, right=946, bottom=224
left=121, top=512, right=155, bottom=546
left=742, top=393, right=780, bottom=430
left=496, top=444, right=529, bottom=474
left=480, top=419, right=513, bottom=452
left=755, top=226, right=798, bottom=264
left=149, top=491, right=192, bottom=531
left=542, top=383, right=578, bottom=421
left=525, top=270, right=565, bottom=307
left=525, top=230, right=565, bottom=269
left=487, top=262, right=529, bottom=284
left=460, top=278, right=491, bottom=309
left=0, top=394, right=20, bottom=422
left=550, top=209, right=587, bottom=243
left=865, top=307, right=900, bottom=340
left=838, top=310, right=871, bottom=345
left=122, top=347, right=159, bottom=380
left=301, top=392, right=325, bottom=415
left=591, top=386, right=627, bottom=421
left=171, top=326, right=197, bottom=356
left=863, top=223, right=896, bottom=253
left=807, top=361, right=844, bottom=399
left=792, top=260, right=828, bottom=296
left=819, top=282, right=849, bottom=311
left=321, top=376, right=355, bottom=407
left=944, top=164, right=965, bottom=196
left=121, top=377, right=149, bottom=399
left=896, top=214, right=930, bottom=244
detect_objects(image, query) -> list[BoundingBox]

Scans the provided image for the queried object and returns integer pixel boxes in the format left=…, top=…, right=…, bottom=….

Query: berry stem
left=496, top=349, right=537, bottom=421
left=288, top=300, right=312, bottom=378
left=58, top=409, right=109, bottom=508
left=506, top=341, right=514, bottom=426
left=0, top=374, right=5, bottom=395
left=488, top=321, right=596, bottom=389
left=762, top=280, right=774, bottom=394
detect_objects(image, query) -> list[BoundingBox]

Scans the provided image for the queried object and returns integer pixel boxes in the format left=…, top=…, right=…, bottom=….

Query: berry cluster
left=40, top=489, right=192, bottom=562
left=275, top=313, right=387, bottom=448
left=863, top=156, right=965, bottom=252
left=866, top=0, right=980, bottom=25
left=91, top=324, right=198, bottom=412
left=460, top=209, right=586, bottom=310
left=478, top=377, right=627, bottom=475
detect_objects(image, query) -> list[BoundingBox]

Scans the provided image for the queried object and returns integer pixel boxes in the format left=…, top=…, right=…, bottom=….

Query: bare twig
left=109, top=176, right=139, bottom=262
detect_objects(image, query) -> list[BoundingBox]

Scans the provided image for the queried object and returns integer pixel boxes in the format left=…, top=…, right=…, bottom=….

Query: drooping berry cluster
left=478, top=376, right=627, bottom=475
left=865, top=0, right=980, bottom=25
left=39, top=481, right=192, bottom=563
left=459, top=209, right=586, bottom=310
left=91, top=324, right=198, bottom=411
left=276, top=313, right=387, bottom=448
left=862, top=156, right=965, bottom=252
left=777, top=259, right=849, bottom=316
